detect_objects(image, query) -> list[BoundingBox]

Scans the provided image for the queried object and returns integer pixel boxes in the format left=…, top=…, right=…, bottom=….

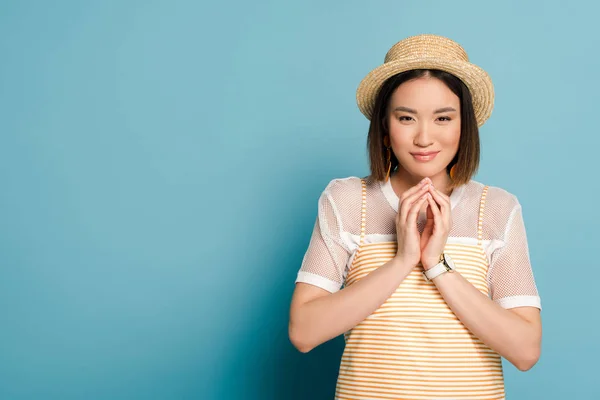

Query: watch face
left=444, top=254, right=455, bottom=270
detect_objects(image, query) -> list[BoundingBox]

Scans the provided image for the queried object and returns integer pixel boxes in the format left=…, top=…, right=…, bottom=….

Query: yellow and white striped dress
left=334, top=179, right=505, bottom=399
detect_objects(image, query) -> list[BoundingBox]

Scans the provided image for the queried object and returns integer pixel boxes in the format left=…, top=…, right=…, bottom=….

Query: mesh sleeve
left=489, top=203, right=541, bottom=310
left=295, top=185, right=351, bottom=293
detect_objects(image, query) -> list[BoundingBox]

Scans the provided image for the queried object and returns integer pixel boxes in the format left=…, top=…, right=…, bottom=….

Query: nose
left=413, top=122, right=434, bottom=148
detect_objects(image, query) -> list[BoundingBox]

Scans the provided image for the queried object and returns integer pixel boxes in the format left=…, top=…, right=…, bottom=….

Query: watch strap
left=423, top=254, right=453, bottom=281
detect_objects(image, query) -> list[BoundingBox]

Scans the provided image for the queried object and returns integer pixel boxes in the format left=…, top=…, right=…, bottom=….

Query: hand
left=420, top=185, right=452, bottom=270
left=394, top=178, right=432, bottom=268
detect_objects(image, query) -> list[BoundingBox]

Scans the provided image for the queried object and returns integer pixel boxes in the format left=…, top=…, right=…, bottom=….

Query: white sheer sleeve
left=295, top=181, right=352, bottom=293
left=489, top=202, right=541, bottom=310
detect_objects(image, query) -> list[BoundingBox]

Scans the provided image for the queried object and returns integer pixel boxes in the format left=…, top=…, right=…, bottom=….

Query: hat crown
left=384, top=34, right=469, bottom=64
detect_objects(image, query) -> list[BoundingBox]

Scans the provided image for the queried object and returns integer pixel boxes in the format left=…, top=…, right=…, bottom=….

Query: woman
left=288, top=34, right=542, bottom=399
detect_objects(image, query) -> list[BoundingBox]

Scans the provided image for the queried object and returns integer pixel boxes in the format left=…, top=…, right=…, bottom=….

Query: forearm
left=433, top=271, right=541, bottom=370
left=290, top=256, right=413, bottom=353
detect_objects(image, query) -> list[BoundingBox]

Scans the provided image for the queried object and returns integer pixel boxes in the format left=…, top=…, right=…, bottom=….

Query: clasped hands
left=394, top=177, right=452, bottom=271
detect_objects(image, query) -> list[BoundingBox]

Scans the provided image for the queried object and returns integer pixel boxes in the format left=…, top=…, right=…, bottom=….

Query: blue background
left=1, top=1, right=598, bottom=399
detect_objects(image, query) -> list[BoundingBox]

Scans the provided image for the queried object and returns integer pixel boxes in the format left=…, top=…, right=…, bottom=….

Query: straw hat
left=356, top=34, right=494, bottom=127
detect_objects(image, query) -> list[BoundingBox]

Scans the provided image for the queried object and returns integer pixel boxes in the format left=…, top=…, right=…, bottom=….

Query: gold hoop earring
left=385, top=147, right=392, bottom=182
left=383, top=136, right=392, bottom=182
left=449, top=165, right=457, bottom=179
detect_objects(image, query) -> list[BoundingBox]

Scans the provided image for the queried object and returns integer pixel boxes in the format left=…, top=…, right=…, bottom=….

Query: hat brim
left=356, top=57, right=494, bottom=127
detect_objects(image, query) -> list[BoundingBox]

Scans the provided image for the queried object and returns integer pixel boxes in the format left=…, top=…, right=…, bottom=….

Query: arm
left=289, top=256, right=413, bottom=353
left=422, top=187, right=542, bottom=371
left=290, top=178, right=432, bottom=353
left=431, top=272, right=541, bottom=371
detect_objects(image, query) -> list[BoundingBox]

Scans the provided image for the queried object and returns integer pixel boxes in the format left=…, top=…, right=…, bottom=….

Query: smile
left=410, top=151, right=440, bottom=162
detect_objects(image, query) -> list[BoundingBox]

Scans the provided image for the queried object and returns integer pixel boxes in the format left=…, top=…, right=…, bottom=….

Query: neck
left=390, top=168, right=453, bottom=197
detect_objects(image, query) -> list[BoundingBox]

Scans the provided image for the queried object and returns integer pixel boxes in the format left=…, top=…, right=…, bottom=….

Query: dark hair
left=367, top=69, right=480, bottom=188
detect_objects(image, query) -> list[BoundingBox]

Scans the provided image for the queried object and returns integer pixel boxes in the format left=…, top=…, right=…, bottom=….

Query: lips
left=410, top=151, right=440, bottom=162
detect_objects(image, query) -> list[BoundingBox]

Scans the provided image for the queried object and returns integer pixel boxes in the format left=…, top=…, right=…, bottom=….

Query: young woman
left=288, top=34, right=542, bottom=399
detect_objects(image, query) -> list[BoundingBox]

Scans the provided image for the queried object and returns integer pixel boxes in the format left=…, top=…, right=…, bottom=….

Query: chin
left=405, top=165, right=446, bottom=178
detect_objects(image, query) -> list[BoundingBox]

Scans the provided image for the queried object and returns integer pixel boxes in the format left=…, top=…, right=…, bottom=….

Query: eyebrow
left=393, top=106, right=457, bottom=114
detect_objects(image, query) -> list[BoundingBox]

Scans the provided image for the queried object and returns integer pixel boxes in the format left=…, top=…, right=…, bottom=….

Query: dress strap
left=477, top=185, right=489, bottom=246
left=359, top=178, right=367, bottom=245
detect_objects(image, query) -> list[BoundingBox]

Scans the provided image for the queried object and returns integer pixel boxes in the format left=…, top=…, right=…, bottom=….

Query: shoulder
left=465, top=180, right=520, bottom=210
left=321, top=176, right=365, bottom=201
left=457, top=181, right=524, bottom=240
left=466, top=181, right=523, bottom=238
left=317, top=176, right=366, bottom=226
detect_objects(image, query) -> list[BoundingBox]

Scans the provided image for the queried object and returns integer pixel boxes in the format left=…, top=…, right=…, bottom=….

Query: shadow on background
left=215, top=162, right=352, bottom=399
left=216, top=238, right=346, bottom=400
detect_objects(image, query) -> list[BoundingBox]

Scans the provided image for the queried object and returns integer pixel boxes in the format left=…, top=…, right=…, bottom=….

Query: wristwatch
left=423, top=253, right=455, bottom=281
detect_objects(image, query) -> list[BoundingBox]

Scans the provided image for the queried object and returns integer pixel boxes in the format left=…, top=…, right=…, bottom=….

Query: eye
left=437, top=116, right=451, bottom=122
left=398, top=116, right=414, bottom=121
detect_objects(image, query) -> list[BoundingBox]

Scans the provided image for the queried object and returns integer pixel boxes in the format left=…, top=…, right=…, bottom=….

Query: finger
left=406, top=193, right=430, bottom=229
left=399, top=178, right=430, bottom=205
left=431, top=188, right=452, bottom=227
left=427, top=185, right=449, bottom=201
left=421, top=214, right=434, bottom=251
left=400, top=184, right=431, bottom=222
left=425, top=197, right=443, bottom=236
left=422, top=207, right=434, bottom=235
left=428, top=186, right=451, bottom=214
left=426, top=201, right=434, bottom=220
left=426, top=195, right=443, bottom=225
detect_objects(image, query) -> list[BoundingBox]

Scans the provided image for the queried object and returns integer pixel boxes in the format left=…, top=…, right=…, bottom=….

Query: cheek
left=440, top=127, right=461, bottom=150
left=388, top=124, right=414, bottom=147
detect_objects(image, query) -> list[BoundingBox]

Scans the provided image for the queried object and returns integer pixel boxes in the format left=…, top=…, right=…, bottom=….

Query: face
left=386, top=76, right=461, bottom=180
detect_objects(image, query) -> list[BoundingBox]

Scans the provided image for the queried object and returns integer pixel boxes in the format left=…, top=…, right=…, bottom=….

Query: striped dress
left=334, top=179, right=505, bottom=399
